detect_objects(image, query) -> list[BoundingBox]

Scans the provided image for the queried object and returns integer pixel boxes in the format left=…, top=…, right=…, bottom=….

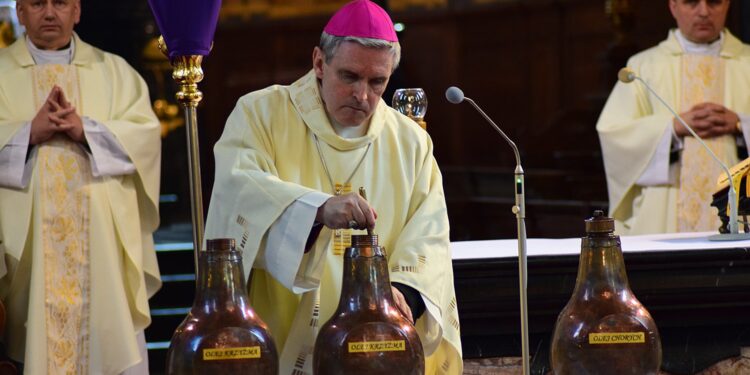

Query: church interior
left=1, top=0, right=749, bottom=374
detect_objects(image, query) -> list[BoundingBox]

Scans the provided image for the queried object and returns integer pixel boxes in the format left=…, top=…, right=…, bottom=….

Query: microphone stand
left=463, top=97, right=531, bottom=375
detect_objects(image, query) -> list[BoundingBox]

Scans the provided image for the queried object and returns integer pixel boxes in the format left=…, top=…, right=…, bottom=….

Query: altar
left=452, top=232, right=750, bottom=374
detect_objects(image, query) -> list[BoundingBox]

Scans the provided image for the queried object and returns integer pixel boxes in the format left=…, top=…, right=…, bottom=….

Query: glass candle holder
left=392, top=88, right=427, bottom=129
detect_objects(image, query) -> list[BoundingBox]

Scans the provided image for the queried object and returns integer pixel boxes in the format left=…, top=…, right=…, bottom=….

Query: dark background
left=75, top=0, right=749, bottom=241
left=66, top=1, right=750, bottom=374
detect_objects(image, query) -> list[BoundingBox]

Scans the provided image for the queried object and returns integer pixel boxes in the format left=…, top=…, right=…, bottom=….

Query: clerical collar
left=26, top=35, right=75, bottom=65
left=675, top=29, right=723, bottom=56
left=325, top=112, right=371, bottom=139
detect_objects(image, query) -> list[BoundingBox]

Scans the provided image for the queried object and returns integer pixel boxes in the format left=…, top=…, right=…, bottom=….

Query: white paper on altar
left=451, top=232, right=750, bottom=260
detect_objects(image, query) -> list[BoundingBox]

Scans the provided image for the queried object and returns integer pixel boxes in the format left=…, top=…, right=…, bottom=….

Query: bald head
left=669, top=0, right=730, bottom=43
left=17, top=0, right=80, bottom=50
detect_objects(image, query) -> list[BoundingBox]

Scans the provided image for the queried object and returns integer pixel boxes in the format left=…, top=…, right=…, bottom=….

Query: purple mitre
left=147, top=0, right=222, bottom=59
left=324, top=0, right=398, bottom=43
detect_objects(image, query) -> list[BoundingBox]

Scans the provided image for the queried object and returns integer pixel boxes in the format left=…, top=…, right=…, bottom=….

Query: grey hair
left=319, top=31, right=401, bottom=71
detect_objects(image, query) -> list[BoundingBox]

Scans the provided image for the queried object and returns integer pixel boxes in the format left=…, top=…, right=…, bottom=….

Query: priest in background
left=204, top=0, right=462, bottom=373
left=0, top=0, right=161, bottom=373
left=597, top=0, right=750, bottom=235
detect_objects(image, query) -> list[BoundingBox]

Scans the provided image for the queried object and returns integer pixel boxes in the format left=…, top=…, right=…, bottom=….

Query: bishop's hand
left=391, top=286, right=414, bottom=324
left=316, top=192, right=377, bottom=230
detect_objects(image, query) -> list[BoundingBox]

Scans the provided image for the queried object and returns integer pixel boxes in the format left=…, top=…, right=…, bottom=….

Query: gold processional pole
left=158, top=38, right=205, bottom=272
left=147, top=0, right=220, bottom=286
left=146, top=4, right=277, bottom=375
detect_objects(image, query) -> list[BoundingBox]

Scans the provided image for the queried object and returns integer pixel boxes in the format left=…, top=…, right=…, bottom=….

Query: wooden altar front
left=452, top=233, right=750, bottom=374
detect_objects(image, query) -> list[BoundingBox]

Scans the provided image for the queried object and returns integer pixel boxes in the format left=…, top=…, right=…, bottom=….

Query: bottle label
left=348, top=340, right=406, bottom=353
left=203, top=346, right=261, bottom=360
left=588, top=332, right=645, bottom=345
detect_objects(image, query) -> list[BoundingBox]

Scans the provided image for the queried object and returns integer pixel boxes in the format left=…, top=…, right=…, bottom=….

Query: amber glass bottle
left=551, top=211, right=661, bottom=374
left=313, top=234, right=424, bottom=375
left=165, top=238, right=278, bottom=374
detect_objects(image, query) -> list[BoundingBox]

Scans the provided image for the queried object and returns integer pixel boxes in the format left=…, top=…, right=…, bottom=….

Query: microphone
left=617, top=68, right=746, bottom=240
left=445, top=86, right=464, bottom=104
left=445, top=86, right=531, bottom=375
left=617, top=68, right=636, bottom=83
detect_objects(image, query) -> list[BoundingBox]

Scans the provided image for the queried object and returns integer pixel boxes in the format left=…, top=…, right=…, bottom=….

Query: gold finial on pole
left=172, top=55, right=204, bottom=106
left=159, top=36, right=205, bottom=271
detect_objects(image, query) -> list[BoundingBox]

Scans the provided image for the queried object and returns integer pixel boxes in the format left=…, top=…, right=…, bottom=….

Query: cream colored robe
left=205, top=70, right=462, bottom=374
left=0, top=35, right=161, bottom=374
left=597, top=30, right=750, bottom=235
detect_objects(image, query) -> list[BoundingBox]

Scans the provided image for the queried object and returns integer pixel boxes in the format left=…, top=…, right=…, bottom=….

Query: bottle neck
left=574, top=234, right=630, bottom=296
left=338, top=245, right=394, bottom=313
left=193, top=250, right=250, bottom=311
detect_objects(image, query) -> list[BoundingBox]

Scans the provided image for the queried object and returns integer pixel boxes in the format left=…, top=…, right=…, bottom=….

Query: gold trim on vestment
left=332, top=183, right=353, bottom=256
left=33, top=64, right=91, bottom=375
left=677, top=55, right=732, bottom=232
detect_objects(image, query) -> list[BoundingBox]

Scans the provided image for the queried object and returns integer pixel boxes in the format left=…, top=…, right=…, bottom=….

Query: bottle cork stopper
left=585, top=210, right=615, bottom=234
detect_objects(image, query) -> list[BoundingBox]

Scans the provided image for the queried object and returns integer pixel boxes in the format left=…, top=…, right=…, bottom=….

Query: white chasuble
left=596, top=30, right=750, bottom=235
left=205, top=70, right=463, bottom=375
left=0, top=35, right=162, bottom=375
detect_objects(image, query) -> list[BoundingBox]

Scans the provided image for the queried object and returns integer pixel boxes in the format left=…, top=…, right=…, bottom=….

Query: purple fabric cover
left=147, top=0, right=222, bottom=59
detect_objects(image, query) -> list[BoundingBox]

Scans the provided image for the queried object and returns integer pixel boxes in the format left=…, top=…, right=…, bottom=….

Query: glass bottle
left=551, top=211, right=661, bottom=374
left=166, top=238, right=278, bottom=374
left=313, top=234, right=424, bottom=375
